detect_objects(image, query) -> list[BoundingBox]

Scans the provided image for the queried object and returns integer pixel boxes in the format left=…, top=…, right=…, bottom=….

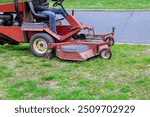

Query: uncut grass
left=0, top=44, right=150, bottom=100
left=1, top=0, right=150, bottom=9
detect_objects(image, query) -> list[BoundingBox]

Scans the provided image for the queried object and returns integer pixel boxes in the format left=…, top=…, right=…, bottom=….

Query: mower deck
left=47, top=38, right=111, bottom=61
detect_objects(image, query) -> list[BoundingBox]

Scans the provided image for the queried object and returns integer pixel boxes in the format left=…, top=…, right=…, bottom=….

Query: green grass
left=1, top=0, right=150, bottom=9
left=0, top=66, right=12, bottom=80
left=7, top=80, right=50, bottom=99
left=0, top=44, right=150, bottom=100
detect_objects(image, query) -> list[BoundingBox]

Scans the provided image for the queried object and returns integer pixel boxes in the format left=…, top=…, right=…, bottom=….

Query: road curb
left=116, top=42, right=150, bottom=45
left=67, top=9, right=150, bottom=12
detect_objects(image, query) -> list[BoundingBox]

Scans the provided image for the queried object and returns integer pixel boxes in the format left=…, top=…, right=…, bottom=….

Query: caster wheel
left=99, top=49, right=112, bottom=59
left=104, top=36, right=115, bottom=46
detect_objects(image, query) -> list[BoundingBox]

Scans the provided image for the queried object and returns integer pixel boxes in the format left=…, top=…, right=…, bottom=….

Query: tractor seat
left=28, top=0, right=48, bottom=22
left=61, top=44, right=90, bottom=53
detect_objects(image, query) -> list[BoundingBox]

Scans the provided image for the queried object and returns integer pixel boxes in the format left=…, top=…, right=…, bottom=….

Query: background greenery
left=1, top=0, right=150, bottom=9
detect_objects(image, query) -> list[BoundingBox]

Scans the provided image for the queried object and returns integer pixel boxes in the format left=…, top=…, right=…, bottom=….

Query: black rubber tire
left=104, top=36, right=115, bottom=46
left=29, top=33, right=54, bottom=57
left=79, top=34, right=86, bottom=39
left=73, top=33, right=86, bottom=40
left=99, top=48, right=112, bottom=59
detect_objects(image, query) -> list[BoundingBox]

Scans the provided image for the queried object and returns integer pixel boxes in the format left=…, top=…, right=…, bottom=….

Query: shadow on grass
left=0, top=44, right=30, bottom=57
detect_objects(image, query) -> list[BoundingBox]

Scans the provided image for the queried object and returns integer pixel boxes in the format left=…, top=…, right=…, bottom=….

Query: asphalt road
left=71, top=10, right=150, bottom=44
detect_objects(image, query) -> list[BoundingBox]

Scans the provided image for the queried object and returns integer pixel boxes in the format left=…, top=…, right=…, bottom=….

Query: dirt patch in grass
left=0, top=92, right=5, bottom=98
left=0, top=83, right=2, bottom=88
left=145, top=71, right=150, bottom=77
left=144, top=49, right=150, bottom=56
left=8, top=58, right=18, bottom=69
left=36, top=95, right=52, bottom=100
left=146, top=49, right=150, bottom=53
left=39, top=81, right=59, bottom=89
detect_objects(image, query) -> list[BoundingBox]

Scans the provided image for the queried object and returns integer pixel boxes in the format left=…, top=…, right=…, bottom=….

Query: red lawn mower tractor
left=0, top=0, right=115, bottom=61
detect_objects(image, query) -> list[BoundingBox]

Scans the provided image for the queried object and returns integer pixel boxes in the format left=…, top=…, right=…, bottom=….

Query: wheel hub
left=33, top=38, right=48, bottom=54
left=40, top=43, right=43, bottom=47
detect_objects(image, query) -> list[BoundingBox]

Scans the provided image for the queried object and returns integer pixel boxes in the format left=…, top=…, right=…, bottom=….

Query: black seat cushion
left=28, top=1, right=48, bottom=21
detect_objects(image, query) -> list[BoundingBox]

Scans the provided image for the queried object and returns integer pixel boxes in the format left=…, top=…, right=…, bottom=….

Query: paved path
left=71, top=10, right=150, bottom=44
